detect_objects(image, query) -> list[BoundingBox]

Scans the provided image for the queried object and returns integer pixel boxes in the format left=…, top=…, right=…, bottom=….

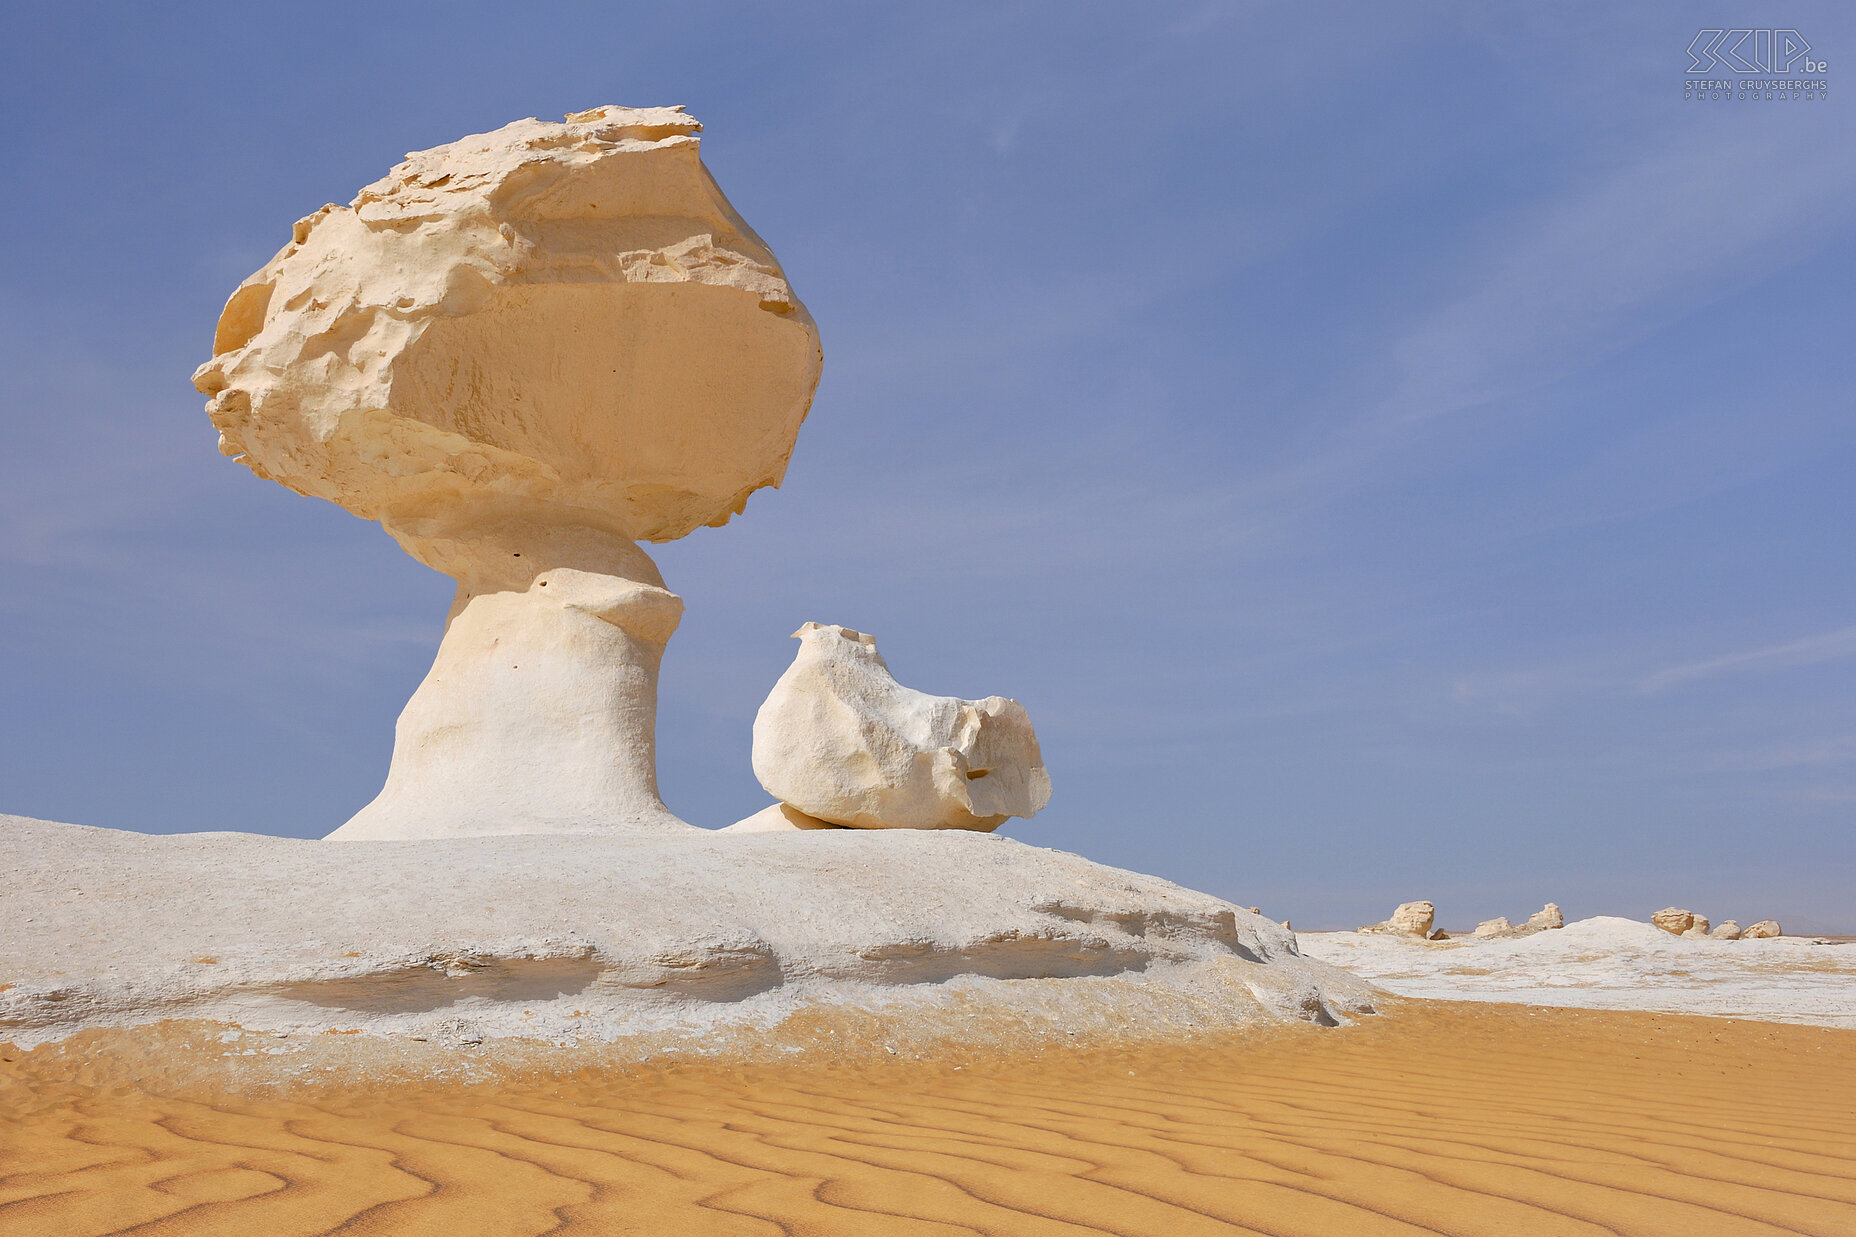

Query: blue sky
left=2, top=3, right=1852, bottom=930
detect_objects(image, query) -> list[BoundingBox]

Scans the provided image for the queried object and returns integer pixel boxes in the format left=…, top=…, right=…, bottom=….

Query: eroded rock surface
left=0, top=815, right=1375, bottom=1053
left=1744, top=920, right=1783, bottom=939
left=750, top=624, right=1052, bottom=831
left=1652, top=908, right=1696, bottom=936
left=193, top=105, right=820, bottom=548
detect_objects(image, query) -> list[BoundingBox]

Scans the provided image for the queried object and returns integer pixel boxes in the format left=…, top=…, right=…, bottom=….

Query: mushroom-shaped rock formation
left=748, top=624, right=1052, bottom=831
left=193, top=107, right=822, bottom=839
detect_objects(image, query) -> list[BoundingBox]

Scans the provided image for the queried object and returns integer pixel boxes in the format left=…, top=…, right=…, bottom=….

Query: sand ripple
left=3, top=1002, right=1852, bottom=1235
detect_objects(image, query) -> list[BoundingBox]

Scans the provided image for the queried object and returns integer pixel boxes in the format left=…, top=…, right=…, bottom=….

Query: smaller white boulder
left=1710, top=921, right=1743, bottom=940
left=1742, top=919, right=1782, bottom=939
left=751, top=623, right=1052, bottom=831
left=1527, top=903, right=1564, bottom=931
left=1474, top=916, right=1514, bottom=939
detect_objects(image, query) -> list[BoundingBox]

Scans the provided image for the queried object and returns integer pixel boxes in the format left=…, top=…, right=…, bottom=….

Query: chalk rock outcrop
left=1360, top=901, right=1435, bottom=938
left=1710, top=921, right=1743, bottom=940
left=0, top=814, right=1378, bottom=1053
left=1299, top=915, right=1856, bottom=1028
left=1743, top=920, right=1783, bottom=939
left=1652, top=908, right=1696, bottom=936
left=192, top=107, right=822, bottom=839
left=1470, top=904, right=1562, bottom=941
left=749, top=624, right=1052, bottom=832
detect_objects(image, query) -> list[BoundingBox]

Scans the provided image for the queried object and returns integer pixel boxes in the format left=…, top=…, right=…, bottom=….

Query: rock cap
left=193, top=105, right=822, bottom=558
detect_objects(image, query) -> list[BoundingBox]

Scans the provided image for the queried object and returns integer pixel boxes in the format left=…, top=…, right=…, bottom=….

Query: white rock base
left=1, top=815, right=1375, bottom=1053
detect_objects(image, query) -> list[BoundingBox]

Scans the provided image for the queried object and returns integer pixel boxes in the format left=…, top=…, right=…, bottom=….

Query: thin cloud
left=1715, top=734, right=1856, bottom=773
left=1376, top=115, right=1856, bottom=430
left=1639, top=625, right=1856, bottom=694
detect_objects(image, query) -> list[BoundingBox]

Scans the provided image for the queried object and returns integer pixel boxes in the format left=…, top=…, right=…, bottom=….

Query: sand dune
left=4, top=1001, right=1853, bottom=1236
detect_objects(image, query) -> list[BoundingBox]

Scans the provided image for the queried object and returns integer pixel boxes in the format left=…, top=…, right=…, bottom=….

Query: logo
left=1686, top=29, right=1822, bottom=74
left=1684, top=29, right=1828, bottom=101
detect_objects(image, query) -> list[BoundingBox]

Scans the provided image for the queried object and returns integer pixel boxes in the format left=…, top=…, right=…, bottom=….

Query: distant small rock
left=1743, top=919, right=1782, bottom=939
left=1651, top=908, right=1696, bottom=936
left=1360, top=901, right=1435, bottom=938
left=1710, top=921, right=1743, bottom=940
left=1468, top=904, right=1561, bottom=941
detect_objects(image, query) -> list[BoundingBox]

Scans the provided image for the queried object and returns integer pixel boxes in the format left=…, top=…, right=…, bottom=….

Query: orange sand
left=2, top=1001, right=1852, bottom=1236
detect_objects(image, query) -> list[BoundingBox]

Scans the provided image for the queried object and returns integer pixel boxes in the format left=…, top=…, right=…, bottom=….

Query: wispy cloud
left=1639, top=625, right=1856, bottom=694
left=1375, top=114, right=1856, bottom=430
left=1715, top=734, right=1856, bottom=773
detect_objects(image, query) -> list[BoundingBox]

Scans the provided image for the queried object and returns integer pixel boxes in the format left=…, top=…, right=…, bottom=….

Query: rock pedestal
left=338, top=516, right=688, bottom=838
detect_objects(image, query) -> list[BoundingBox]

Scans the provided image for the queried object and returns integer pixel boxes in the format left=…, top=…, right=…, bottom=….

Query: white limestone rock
left=1743, top=920, right=1783, bottom=939
left=1474, top=916, right=1514, bottom=939
left=193, top=105, right=819, bottom=546
left=1298, top=916, right=1856, bottom=1028
left=751, top=624, right=1052, bottom=831
left=191, top=107, right=823, bottom=840
left=0, top=815, right=1378, bottom=1054
left=1527, top=903, right=1564, bottom=931
left=1360, top=901, right=1435, bottom=938
left=1710, top=921, right=1743, bottom=940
